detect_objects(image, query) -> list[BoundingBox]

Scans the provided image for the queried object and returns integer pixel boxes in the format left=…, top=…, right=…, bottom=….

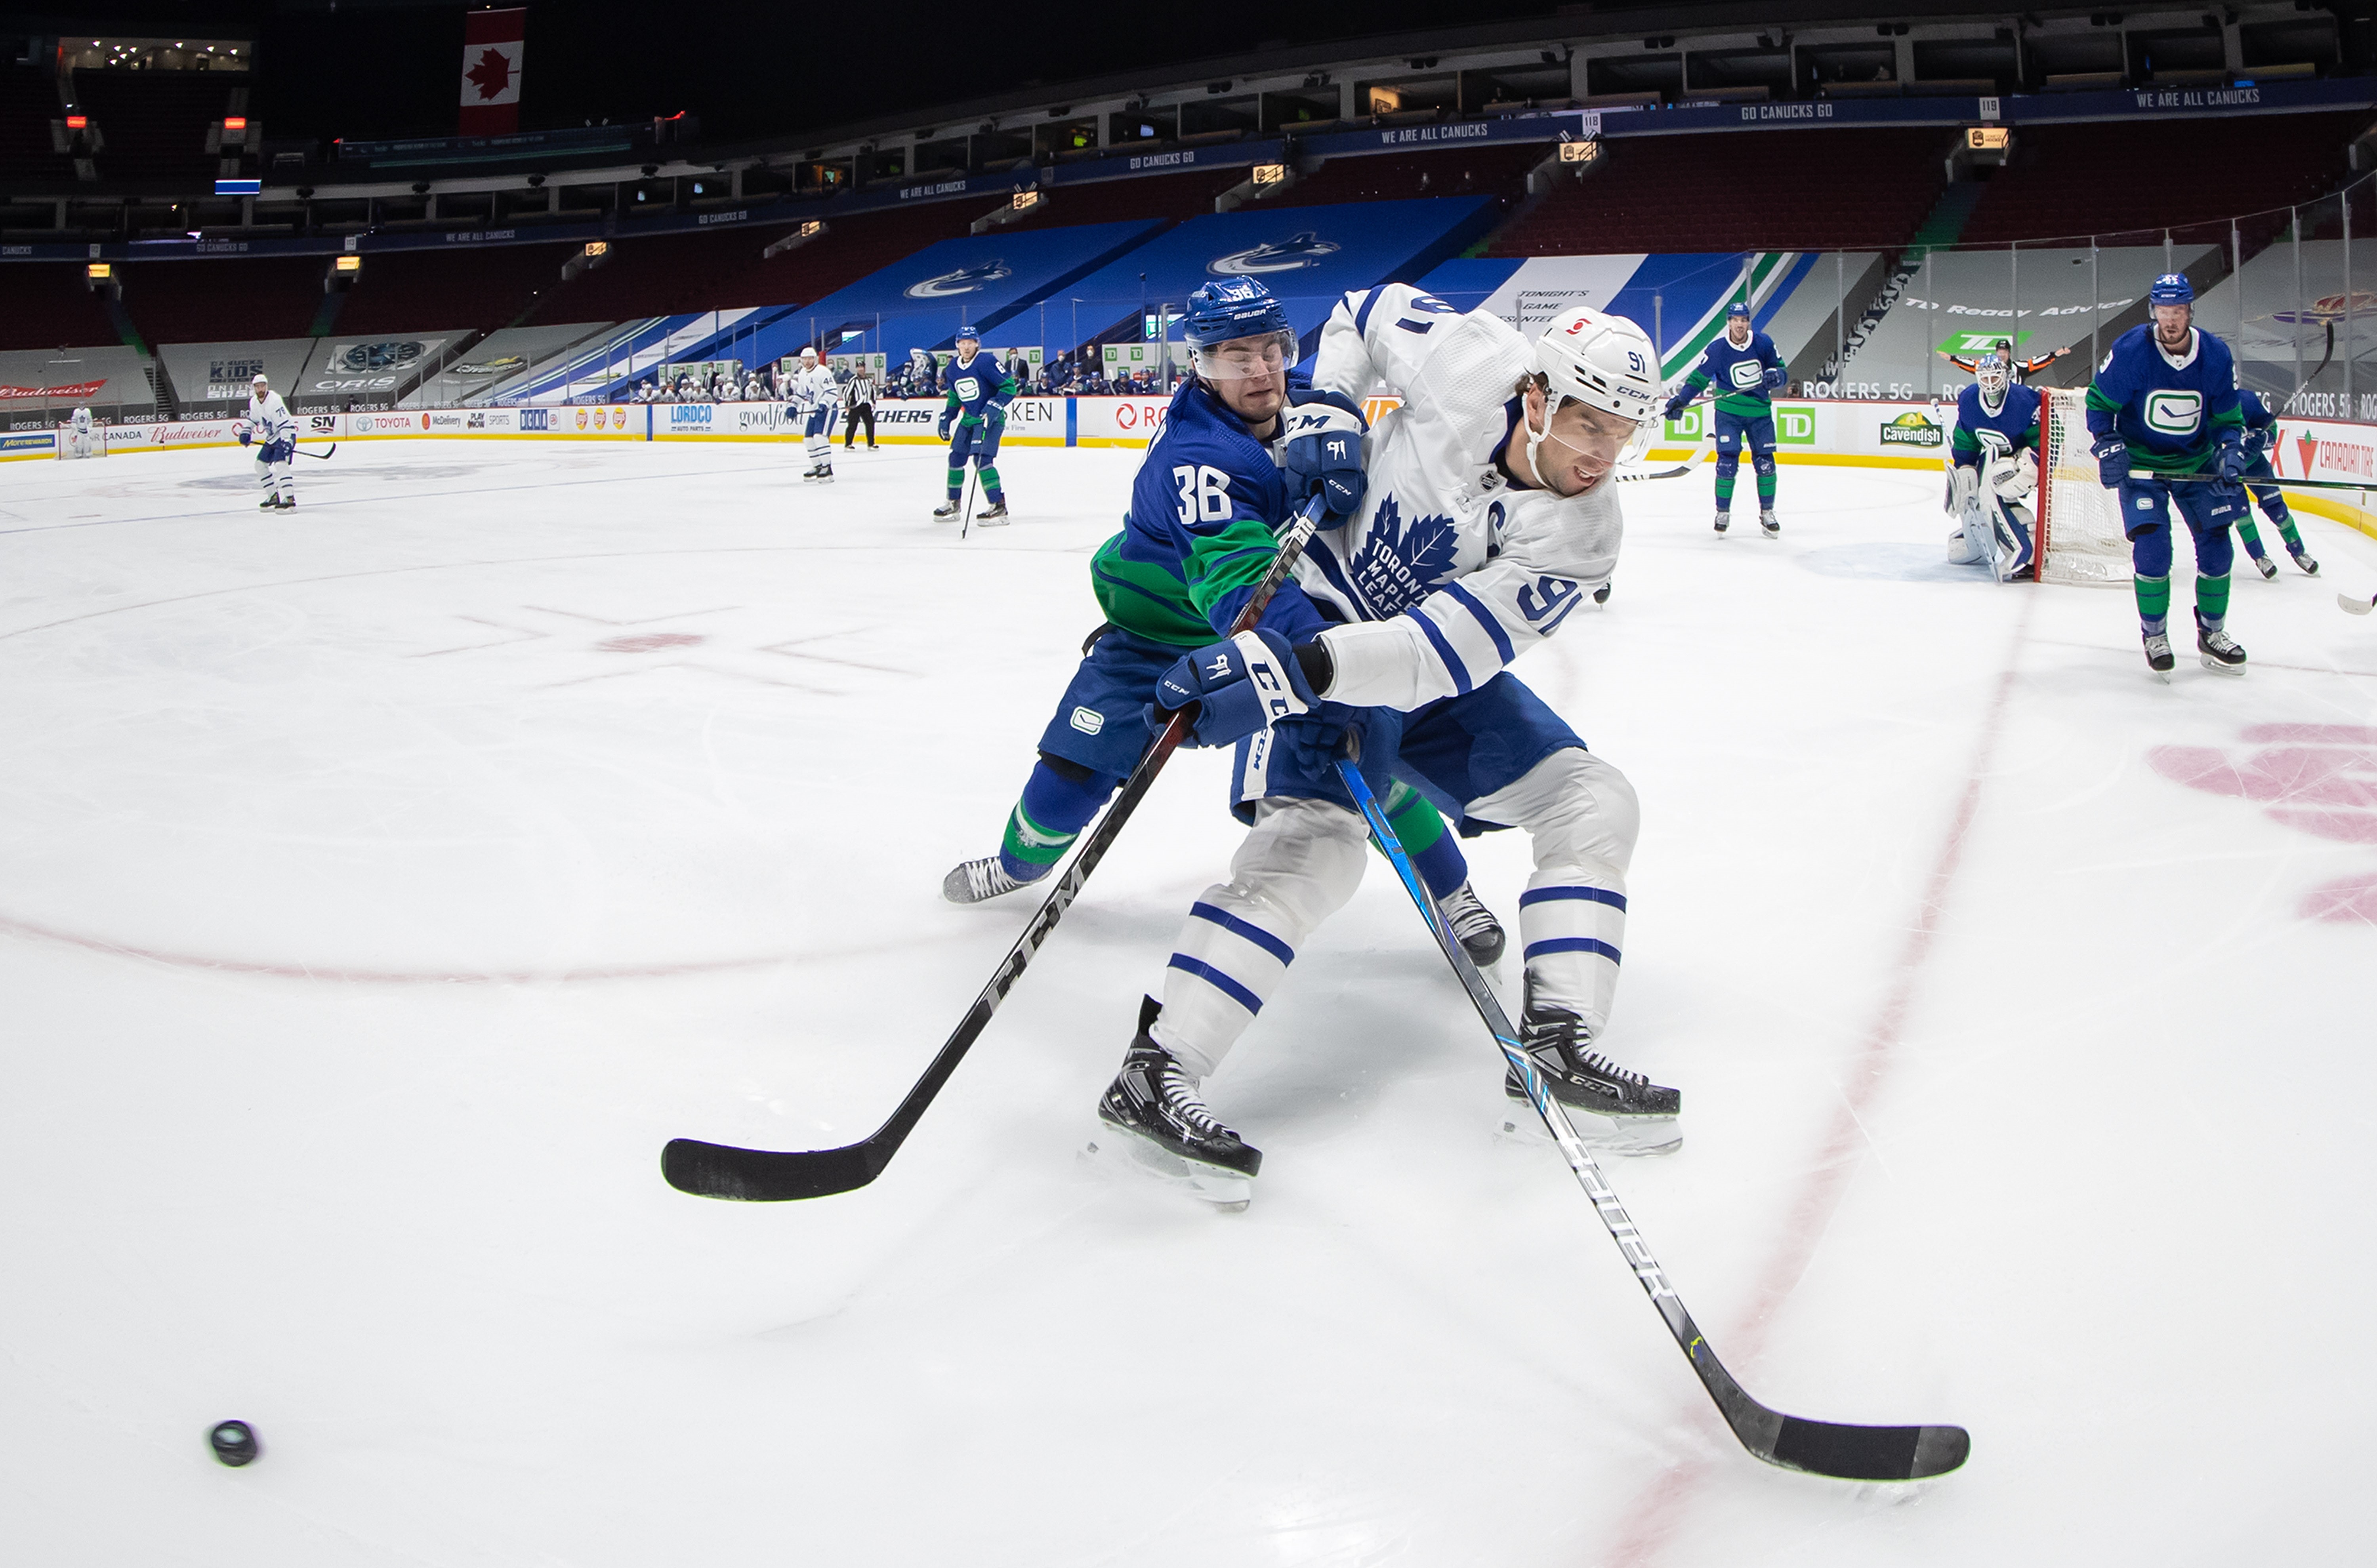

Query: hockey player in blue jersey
left=933, top=327, right=1016, bottom=524
left=2086, top=273, right=2251, bottom=678
left=2232, top=389, right=2320, bottom=579
left=939, top=279, right=1508, bottom=965
left=1944, top=352, right=2040, bottom=580
left=1664, top=299, right=1786, bottom=535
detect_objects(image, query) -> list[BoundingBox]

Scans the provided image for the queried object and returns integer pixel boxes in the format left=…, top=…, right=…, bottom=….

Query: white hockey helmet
left=799, top=346, right=818, bottom=362
left=1533, top=306, right=1661, bottom=426
left=251, top=371, right=270, bottom=388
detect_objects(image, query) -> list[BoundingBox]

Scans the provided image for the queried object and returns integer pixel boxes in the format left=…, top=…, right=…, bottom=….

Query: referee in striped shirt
left=843, top=366, right=878, bottom=450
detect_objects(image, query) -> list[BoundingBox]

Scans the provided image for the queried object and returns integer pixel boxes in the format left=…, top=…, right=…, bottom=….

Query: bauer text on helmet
left=1185, top=278, right=1294, bottom=427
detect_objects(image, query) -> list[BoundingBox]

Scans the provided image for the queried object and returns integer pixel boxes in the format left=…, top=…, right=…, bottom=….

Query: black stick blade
left=660, top=1137, right=883, bottom=1202
left=1765, top=1417, right=1970, bottom=1482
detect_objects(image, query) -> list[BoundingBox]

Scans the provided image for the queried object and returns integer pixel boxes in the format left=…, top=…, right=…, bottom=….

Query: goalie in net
left=1944, top=351, right=2039, bottom=580
left=57, top=406, right=102, bottom=459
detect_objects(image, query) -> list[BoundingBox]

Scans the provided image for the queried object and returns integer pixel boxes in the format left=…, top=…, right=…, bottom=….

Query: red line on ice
left=1604, top=595, right=2034, bottom=1567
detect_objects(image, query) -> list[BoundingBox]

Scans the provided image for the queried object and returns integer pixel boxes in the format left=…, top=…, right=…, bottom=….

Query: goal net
left=2034, top=387, right=2130, bottom=586
left=55, top=419, right=108, bottom=460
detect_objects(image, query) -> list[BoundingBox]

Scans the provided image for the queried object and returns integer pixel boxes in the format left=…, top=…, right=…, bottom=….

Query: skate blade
left=1498, top=1103, right=1683, bottom=1156
left=2198, top=654, right=2246, bottom=678
left=1084, top=1132, right=1253, bottom=1211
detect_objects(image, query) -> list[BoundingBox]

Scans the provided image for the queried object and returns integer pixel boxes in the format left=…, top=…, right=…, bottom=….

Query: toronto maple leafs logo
left=1347, top=493, right=1459, bottom=616
left=1208, top=232, right=1342, bottom=276
left=904, top=260, right=1014, bottom=299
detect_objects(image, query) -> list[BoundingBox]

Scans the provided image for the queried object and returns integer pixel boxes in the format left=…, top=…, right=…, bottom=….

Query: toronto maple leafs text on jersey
left=1297, top=283, right=1623, bottom=710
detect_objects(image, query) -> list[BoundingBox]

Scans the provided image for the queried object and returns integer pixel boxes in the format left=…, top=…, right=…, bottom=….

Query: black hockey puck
left=208, top=1420, right=259, bottom=1467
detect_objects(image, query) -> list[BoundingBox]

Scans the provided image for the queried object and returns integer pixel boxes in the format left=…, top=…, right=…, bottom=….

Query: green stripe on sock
left=2135, top=572, right=2171, bottom=628
left=2196, top=572, right=2231, bottom=626
left=1001, top=801, right=1078, bottom=868
left=1383, top=779, right=1447, bottom=855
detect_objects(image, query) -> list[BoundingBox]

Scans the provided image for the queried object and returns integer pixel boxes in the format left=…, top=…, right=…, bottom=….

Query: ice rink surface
left=4, top=434, right=2374, bottom=1565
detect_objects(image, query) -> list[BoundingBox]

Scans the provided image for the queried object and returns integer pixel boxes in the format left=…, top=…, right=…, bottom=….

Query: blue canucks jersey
left=2084, top=324, right=2243, bottom=475
left=940, top=349, right=1016, bottom=421
left=1951, top=381, right=2041, bottom=468
left=1679, top=329, right=1784, bottom=418
left=1089, top=377, right=1332, bottom=647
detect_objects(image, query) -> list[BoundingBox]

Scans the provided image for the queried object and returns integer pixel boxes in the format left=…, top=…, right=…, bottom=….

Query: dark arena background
left=5, top=1, right=2373, bottom=1562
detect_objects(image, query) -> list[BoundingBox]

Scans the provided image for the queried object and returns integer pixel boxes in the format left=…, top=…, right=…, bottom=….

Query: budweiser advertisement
left=458, top=8, right=525, bottom=135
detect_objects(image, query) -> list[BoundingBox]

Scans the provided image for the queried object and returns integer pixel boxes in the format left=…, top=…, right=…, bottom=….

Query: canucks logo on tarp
left=327, top=341, right=426, bottom=373
left=905, top=260, right=1014, bottom=299
left=1208, top=232, right=1342, bottom=276
left=1346, top=494, right=1459, bottom=615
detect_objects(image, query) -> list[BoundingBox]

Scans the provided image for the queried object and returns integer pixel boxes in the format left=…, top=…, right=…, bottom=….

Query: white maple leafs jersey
left=243, top=390, right=296, bottom=444
left=790, top=365, right=837, bottom=411
left=1301, top=283, right=1622, bottom=710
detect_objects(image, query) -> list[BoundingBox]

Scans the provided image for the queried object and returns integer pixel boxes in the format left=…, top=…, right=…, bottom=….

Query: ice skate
left=1592, top=581, right=1612, bottom=605
left=973, top=502, right=1009, bottom=526
left=1091, top=998, right=1259, bottom=1208
left=1711, top=509, right=1730, bottom=533
left=1501, top=987, right=1679, bottom=1155
left=2249, top=552, right=2278, bottom=581
left=814, top=464, right=834, bottom=484
left=1759, top=507, right=1780, bottom=536
left=2196, top=614, right=2247, bottom=677
left=259, top=494, right=281, bottom=510
left=1437, top=881, right=1506, bottom=968
left=932, top=501, right=961, bottom=520
left=942, top=854, right=1039, bottom=905
left=2291, top=548, right=2320, bottom=577
left=2142, top=631, right=2175, bottom=682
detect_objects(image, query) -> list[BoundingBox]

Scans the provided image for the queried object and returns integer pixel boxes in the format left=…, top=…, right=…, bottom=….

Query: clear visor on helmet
left=1192, top=328, right=1297, bottom=381
left=1526, top=389, right=1643, bottom=491
left=1976, top=354, right=2010, bottom=395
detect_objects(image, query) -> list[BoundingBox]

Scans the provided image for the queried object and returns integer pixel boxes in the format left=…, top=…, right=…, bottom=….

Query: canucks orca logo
left=1208, top=232, right=1341, bottom=276
left=905, top=260, right=1013, bottom=299
left=328, top=340, right=426, bottom=373
left=1346, top=493, right=1460, bottom=616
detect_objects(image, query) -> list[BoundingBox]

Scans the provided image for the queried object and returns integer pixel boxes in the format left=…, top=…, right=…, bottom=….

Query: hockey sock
left=2275, top=515, right=2305, bottom=551
left=2235, top=520, right=2268, bottom=560
left=1379, top=781, right=1466, bottom=900
left=2195, top=572, right=2232, bottom=631
left=979, top=465, right=1003, bottom=504
left=997, top=757, right=1118, bottom=880
left=946, top=469, right=965, bottom=501
left=1517, top=873, right=1627, bottom=1036
left=1713, top=469, right=1736, bottom=509
left=2134, top=573, right=2172, bottom=636
left=1755, top=469, right=1776, bottom=506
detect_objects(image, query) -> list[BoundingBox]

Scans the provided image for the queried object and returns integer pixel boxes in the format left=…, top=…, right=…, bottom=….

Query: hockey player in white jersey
left=1095, top=282, right=1678, bottom=1202
left=238, top=372, right=298, bottom=509
left=62, top=406, right=99, bottom=458
left=792, top=347, right=838, bottom=482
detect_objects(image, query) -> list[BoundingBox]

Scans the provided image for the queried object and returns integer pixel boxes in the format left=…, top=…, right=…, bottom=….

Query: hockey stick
left=2342, top=592, right=2376, bottom=615
left=2132, top=467, right=2374, bottom=493
left=296, top=443, right=336, bottom=461
left=1612, top=463, right=1694, bottom=484
left=1330, top=748, right=1971, bottom=1483
left=662, top=495, right=1332, bottom=1201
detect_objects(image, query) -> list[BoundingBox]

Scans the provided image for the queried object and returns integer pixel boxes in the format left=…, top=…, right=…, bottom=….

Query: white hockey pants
left=1152, top=747, right=1640, bottom=1080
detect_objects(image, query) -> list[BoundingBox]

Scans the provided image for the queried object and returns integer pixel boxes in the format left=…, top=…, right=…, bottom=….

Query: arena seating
left=1011, top=167, right=1246, bottom=230
left=1956, top=111, right=2365, bottom=245
left=120, top=257, right=325, bottom=347
left=1275, top=143, right=1547, bottom=210
left=544, top=201, right=980, bottom=322
left=71, top=70, right=238, bottom=186
left=1486, top=128, right=1949, bottom=254
left=333, top=242, right=587, bottom=336
left=0, top=264, right=124, bottom=351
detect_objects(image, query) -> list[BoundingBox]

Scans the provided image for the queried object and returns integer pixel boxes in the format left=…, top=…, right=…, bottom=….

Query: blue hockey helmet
left=955, top=323, right=980, bottom=343
left=1724, top=299, right=1752, bottom=320
left=1183, top=278, right=1298, bottom=384
left=2149, top=273, right=2195, bottom=306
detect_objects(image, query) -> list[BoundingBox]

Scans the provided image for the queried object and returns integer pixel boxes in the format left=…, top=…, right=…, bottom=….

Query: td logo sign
left=1664, top=403, right=1816, bottom=444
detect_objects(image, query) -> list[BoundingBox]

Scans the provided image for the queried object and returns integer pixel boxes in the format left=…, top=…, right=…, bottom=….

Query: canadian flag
left=458, top=8, right=526, bottom=135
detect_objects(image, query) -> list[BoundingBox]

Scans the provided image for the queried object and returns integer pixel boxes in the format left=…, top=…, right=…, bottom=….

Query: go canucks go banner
left=459, top=8, right=526, bottom=136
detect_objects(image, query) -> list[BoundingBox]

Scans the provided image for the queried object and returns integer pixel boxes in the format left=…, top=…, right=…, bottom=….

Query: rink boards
left=26, top=397, right=2377, bottom=538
